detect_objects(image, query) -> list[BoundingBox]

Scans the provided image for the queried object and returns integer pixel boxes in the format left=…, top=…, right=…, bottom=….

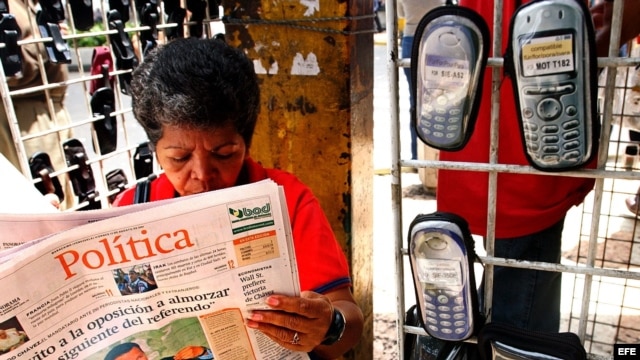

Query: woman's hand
left=245, top=291, right=334, bottom=352
left=245, top=288, right=363, bottom=359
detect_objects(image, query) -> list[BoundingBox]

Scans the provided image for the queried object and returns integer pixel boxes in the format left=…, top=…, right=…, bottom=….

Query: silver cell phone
left=492, top=341, right=562, bottom=360
left=411, top=6, right=489, bottom=151
left=509, top=0, right=598, bottom=171
left=409, top=218, right=476, bottom=341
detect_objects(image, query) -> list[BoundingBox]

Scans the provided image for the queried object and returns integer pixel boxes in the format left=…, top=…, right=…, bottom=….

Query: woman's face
left=155, top=124, right=248, bottom=196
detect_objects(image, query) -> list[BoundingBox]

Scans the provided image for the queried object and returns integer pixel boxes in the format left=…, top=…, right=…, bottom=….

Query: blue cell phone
left=411, top=6, right=489, bottom=151
left=408, top=212, right=482, bottom=342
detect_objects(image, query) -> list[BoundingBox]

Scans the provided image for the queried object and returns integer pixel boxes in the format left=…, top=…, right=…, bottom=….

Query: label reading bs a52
left=424, top=54, right=470, bottom=88
left=521, top=34, right=574, bottom=77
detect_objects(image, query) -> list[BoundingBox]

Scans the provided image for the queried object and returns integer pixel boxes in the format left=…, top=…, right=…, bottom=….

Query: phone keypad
left=523, top=117, right=584, bottom=165
left=521, top=85, right=587, bottom=167
left=423, top=288, right=470, bottom=340
left=418, top=90, right=465, bottom=147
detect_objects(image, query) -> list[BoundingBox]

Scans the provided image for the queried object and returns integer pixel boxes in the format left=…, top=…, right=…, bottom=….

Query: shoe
left=63, top=138, right=101, bottom=210
left=29, top=152, right=65, bottom=202
left=625, top=194, right=640, bottom=215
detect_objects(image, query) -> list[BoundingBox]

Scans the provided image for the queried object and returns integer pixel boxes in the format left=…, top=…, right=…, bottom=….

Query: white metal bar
left=401, top=159, right=640, bottom=180
left=483, top=0, right=504, bottom=322
left=395, top=55, right=640, bottom=69
left=385, top=0, right=407, bottom=358
left=577, top=0, right=626, bottom=343
left=395, top=250, right=640, bottom=281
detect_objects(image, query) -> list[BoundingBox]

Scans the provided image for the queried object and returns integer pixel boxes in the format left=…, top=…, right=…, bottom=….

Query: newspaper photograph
left=0, top=180, right=308, bottom=360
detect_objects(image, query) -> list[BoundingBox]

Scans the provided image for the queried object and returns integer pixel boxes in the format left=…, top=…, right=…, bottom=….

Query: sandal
left=29, top=152, right=65, bottom=202
left=63, top=138, right=101, bottom=210
left=625, top=191, right=640, bottom=215
left=90, top=64, right=118, bottom=154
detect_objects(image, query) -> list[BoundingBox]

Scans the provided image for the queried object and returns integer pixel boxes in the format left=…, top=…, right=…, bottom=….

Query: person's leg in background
left=482, top=218, right=564, bottom=333
left=401, top=35, right=418, bottom=160
left=374, top=0, right=385, bottom=33
left=625, top=129, right=640, bottom=214
left=402, top=34, right=438, bottom=192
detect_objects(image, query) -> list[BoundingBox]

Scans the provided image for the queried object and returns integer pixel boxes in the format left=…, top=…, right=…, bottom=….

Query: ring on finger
left=291, top=331, right=300, bottom=345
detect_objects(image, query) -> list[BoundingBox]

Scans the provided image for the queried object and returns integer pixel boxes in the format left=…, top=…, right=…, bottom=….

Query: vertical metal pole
left=386, top=0, right=406, bottom=357
left=577, top=0, right=625, bottom=342
left=0, top=64, right=30, bottom=176
left=483, top=0, right=503, bottom=321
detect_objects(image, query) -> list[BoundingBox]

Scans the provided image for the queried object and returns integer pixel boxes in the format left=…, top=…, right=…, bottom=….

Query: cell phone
left=508, top=0, right=598, bottom=171
left=411, top=6, right=489, bottom=151
left=406, top=304, right=475, bottom=360
left=492, top=341, right=563, bottom=360
left=408, top=214, right=478, bottom=342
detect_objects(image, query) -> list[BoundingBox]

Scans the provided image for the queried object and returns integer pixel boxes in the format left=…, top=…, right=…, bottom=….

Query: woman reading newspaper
left=112, top=38, right=364, bottom=359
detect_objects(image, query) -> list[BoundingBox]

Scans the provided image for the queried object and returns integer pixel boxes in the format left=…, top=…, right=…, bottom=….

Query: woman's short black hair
left=130, top=38, right=261, bottom=148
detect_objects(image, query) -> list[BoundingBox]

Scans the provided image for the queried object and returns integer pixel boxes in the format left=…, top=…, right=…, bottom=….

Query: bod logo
left=228, top=203, right=271, bottom=221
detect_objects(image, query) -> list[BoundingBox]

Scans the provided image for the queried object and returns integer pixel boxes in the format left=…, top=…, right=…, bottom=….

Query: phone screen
left=414, top=232, right=464, bottom=288
left=422, top=53, right=471, bottom=99
left=519, top=32, right=575, bottom=77
left=417, top=258, right=463, bottom=288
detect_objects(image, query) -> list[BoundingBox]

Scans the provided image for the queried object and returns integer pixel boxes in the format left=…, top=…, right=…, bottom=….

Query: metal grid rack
left=0, top=0, right=224, bottom=211
left=384, top=0, right=640, bottom=358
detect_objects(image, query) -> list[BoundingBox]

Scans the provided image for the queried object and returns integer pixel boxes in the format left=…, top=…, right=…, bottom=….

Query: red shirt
left=114, top=158, right=352, bottom=293
left=436, top=0, right=595, bottom=238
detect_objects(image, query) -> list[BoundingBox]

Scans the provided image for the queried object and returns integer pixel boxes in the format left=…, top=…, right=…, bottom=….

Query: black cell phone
left=507, top=0, right=599, bottom=171
left=411, top=6, right=489, bottom=151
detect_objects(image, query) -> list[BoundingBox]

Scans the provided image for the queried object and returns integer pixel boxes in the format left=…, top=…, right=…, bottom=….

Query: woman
left=113, top=38, right=363, bottom=359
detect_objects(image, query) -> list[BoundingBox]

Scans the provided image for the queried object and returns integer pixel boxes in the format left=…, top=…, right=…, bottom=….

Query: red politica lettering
left=54, top=228, right=194, bottom=279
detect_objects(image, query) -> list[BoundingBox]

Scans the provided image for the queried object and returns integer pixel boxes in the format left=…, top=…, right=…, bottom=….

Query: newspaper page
left=0, top=196, right=192, bottom=252
left=0, top=154, right=58, bottom=215
left=0, top=180, right=308, bottom=360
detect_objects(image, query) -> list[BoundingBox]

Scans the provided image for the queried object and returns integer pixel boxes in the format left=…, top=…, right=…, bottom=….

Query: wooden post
left=222, top=1, right=375, bottom=358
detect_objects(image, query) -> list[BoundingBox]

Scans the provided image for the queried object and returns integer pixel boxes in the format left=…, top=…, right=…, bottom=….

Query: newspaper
left=0, top=180, right=309, bottom=360
left=0, top=154, right=58, bottom=215
left=0, top=196, right=189, bottom=252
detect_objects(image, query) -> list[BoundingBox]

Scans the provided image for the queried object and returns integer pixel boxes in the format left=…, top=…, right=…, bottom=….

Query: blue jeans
left=481, top=218, right=564, bottom=332
left=401, top=35, right=418, bottom=160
